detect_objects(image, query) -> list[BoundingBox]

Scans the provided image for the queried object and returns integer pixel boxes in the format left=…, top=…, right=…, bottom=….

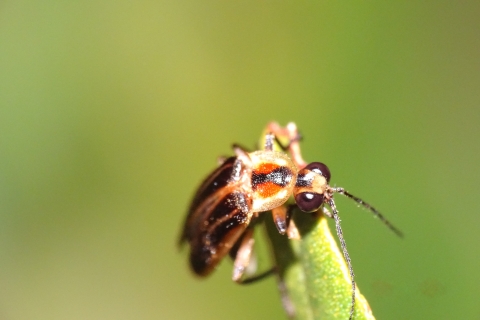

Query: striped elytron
left=179, top=122, right=402, bottom=320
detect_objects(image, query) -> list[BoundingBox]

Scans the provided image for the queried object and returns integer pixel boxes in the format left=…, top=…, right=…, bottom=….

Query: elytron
left=179, top=122, right=401, bottom=319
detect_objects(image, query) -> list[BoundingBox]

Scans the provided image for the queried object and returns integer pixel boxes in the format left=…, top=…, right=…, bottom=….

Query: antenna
left=328, top=198, right=355, bottom=320
left=332, top=187, right=404, bottom=238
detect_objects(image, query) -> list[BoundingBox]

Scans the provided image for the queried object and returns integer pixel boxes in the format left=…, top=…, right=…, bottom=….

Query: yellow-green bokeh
left=1, top=1, right=479, bottom=319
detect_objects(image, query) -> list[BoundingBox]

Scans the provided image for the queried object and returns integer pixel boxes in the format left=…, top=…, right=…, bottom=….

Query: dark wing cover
left=189, top=191, right=251, bottom=276
left=179, top=157, right=252, bottom=276
left=180, top=157, right=237, bottom=244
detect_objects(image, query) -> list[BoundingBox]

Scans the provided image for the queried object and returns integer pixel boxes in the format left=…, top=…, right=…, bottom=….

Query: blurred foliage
left=1, top=1, right=480, bottom=320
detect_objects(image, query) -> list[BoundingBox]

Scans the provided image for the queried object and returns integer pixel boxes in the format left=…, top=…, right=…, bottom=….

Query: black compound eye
left=305, top=162, right=331, bottom=183
left=295, top=192, right=325, bottom=212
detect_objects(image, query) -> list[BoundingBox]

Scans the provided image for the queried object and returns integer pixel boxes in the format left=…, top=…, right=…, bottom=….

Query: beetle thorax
left=248, top=150, right=298, bottom=212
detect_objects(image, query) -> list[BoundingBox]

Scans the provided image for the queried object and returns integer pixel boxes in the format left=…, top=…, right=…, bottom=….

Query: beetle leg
left=233, top=146, right=253, bottom=168
left=286, top=204, right=301, bottom=240
left=271, top=204, right=301, bottom=239
left=272, top=204, right=300, bottom=240
left=264, top=133, right=275, bottom=151
left=271, top=205, right=289, bottom=235
left=286, top=218, right=300, bottom=240
left=265, top=123, right=297, bottom=152
left=273, top=134, right=302, bottom=152
left=321, top=205, right=333, bottom=218
left=231, top=219, right=277, bottom=285
left=232, top=227, right=255, bottom=282
left=266, top=122, right=307, bottom=169
left=232, top=143, right=251, bottom=153
left=238, top=268, right=276, bottom=285
left=277, top=277, right=296, bottom=319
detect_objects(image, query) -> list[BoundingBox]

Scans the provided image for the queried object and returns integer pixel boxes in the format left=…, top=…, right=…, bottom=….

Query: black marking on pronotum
left=251, top=166, right=293, bottom=190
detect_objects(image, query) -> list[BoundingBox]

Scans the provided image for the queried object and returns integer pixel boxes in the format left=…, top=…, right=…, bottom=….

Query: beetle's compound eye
left=305, top=162, right=331, bottom=183
left=294, top=162, right=331, bottom=212
left=295, top=192, right=325, bottom=212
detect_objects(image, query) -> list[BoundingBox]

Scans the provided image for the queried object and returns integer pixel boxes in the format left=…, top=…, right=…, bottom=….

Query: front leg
left=322, top=205, right=333, bottom=218
left=272, top=204, right=300, bottom=240
left=271, top=205, right=289, bottom=235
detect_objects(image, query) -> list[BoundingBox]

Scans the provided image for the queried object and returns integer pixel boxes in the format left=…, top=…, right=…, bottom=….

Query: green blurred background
left=1, top=1, right=479, bottom=319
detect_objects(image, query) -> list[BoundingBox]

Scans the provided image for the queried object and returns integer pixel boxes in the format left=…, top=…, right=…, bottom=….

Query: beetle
left=179, top=122, right=402, bottom=319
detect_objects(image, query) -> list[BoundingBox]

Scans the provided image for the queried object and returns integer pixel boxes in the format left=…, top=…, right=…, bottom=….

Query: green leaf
left=265, top=211, right=375, bottom=320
